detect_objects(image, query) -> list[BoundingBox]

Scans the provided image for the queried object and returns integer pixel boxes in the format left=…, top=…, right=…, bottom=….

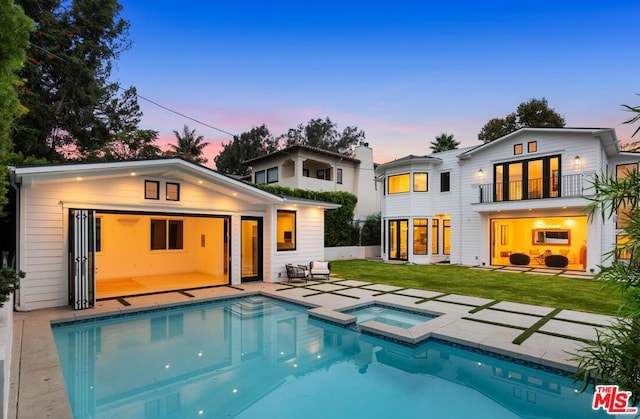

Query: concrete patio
left=9, top=277, right=615, bottom=418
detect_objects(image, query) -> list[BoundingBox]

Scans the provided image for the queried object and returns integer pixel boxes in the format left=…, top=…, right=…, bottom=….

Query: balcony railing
left=478, top=174, right=584, bottom=203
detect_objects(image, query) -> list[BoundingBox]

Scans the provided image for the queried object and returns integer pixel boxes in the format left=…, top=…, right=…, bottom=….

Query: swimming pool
left=52, top=296, right=606, bottom=418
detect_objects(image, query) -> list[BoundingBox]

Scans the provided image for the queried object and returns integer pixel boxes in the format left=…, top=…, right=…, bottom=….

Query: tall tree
left=214, top=124, right=278, bottom=175
left=0, top=0, right=33, bottom=212
left=281, top=117, right=365, bottom=153
left=478, top=98, right=566, bottom=143
left=13, top=0, right=133, bottom=160
left=167, top=125, right=209, bottom=164
left=89, top=86, right=161, bottom=161
left=430, top=133, right=460, bottom=153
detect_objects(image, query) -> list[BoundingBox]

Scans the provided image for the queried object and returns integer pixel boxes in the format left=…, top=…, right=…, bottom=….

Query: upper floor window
left=166, top=182, right=180, bottom=201
left=337, top=168, right=343, bottom=184
left=494, top=155, right=560, bottom=202
left=440, top=172, right=450, bottom=192
left=527, top=141, right=537, bottom=153
left=413, top=173, right=428, bottom=192
left=277, top=210, right=296, bottom=251
left=255, top=170, right=266, bottom=184
left=145, top=180, right=160, bottom=200
left=514, top=144, right=523, bottom=155
left=388, top=173, right=410, bottom=194
left=267, top=167, right=278, bottom=183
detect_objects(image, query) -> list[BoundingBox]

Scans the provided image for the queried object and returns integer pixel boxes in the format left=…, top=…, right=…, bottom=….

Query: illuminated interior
left=95, top=213, right=229, bottom=298
left=277, top=211, right=296, bottom=250
left=490, top=216, right=587, bottom=270
left=388, top=173, right=410, bottom=194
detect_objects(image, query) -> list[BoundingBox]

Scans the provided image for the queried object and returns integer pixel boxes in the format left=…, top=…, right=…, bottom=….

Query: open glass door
left=69, top=209, right=96, bottom=309
left=241, top=217, right=263, bottom=282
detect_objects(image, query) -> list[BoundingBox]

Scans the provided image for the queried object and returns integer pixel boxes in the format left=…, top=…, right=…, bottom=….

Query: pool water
left=344, top=304, right=435, bottom=328
left=52, top=296, right=607, bottom=418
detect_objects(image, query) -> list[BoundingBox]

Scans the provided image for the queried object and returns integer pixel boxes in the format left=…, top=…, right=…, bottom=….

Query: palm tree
left=168, top=125, right=209, bottom=164
left=430, top=133, right=460, bottom=153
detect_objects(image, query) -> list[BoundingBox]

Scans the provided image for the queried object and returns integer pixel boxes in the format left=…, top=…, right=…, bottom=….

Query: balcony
left=478, top=174, right=584, bottom=203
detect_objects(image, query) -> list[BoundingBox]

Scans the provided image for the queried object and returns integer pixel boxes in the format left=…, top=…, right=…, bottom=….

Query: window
left=413, top=173, right=428, bottom=192
left=277, top=210, right=296, bottom=251
left=494, top=155, right=561, bottom=201
left=95, top=217, right=102, bottom=252
left=514, top=144, right=523, bottom=155
left=443, top=219, right=451, bottom=255
left=527, top=141, right=537, bottom=153
left=431, top=219, right=439, bottom=254
left=616, top=235, right=631, bottom=261
left=317, top=169, right=325, bottom=180
left=388, top=173, right=410, bottom=194
left=267, top=167, right=278, bottom=183
left=166, top=182, right=180, bottom=201
left=413, top=219, right=428, bottom=254
left=324, top=168, right=331, bottom=181
left=337, top=168, right=343, bottom=184
left=616, top=163, right=637, bottom=228
left=440, top=172, right=450, bottom=192
left=255, top=170, right=266, bottom=184
left=145, top=180, right=159, bottom=200
left=303, top=168, right=310, bottom=177
left=151, top=219, right=183, bottom=250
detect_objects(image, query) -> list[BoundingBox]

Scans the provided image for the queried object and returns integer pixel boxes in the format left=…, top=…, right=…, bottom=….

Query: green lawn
left=329, top=260, right=623, bottom=316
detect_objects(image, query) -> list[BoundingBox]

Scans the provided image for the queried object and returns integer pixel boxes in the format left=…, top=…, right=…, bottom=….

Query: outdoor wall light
left=477, top=169, right=484, bottom=178
left=574, top=156, right=581, bottom=167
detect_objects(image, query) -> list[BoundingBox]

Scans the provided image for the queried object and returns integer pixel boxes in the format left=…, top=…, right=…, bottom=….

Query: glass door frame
left=241, top=216, right=263, bottom=282
left=388, top=219, right=409, bottom=261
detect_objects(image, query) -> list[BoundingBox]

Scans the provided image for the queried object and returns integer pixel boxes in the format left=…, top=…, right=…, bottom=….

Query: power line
left=27, top=41, right=237, bottom=138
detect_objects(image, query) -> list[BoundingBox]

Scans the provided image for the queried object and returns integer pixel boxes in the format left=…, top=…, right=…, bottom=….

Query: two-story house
left=243, top=144, right=380, bottom=222
left=376, top=128, right=639, bottom=273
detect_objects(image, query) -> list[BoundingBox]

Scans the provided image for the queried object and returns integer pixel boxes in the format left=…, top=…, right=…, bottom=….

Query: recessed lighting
left=130, top=172, right=136, bottom=176
left=198, top=180, right=203, bottom=184
left=75, top=177, right=82, bottom=181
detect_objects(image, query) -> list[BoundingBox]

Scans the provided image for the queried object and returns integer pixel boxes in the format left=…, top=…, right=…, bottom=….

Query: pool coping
left=9, top=280, right=615, bottom=418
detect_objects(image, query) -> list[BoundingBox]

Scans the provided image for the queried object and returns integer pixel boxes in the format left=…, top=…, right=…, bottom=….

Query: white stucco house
left=243, top=144, right=380, bottom=222
left=9, top=158, right=338, bottom=310
left=376, top=127, right=640, bottom=272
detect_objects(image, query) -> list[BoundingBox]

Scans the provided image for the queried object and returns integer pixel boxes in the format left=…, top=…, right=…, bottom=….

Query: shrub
left=0, top=267, right=23, bottom=307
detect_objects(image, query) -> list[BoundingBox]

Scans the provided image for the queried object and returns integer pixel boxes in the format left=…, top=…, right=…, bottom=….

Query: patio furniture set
left=285, top=261, right=331, bottom=282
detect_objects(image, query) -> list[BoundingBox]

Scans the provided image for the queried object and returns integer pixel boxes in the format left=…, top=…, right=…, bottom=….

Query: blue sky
left=115, top=1, right=640, bottom=166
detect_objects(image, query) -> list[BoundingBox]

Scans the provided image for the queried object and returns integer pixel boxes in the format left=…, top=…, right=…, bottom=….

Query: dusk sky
left=115, top=1, right=640, bottom=167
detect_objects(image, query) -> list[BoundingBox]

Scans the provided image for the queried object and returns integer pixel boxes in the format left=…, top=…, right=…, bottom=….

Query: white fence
left=324, top=245, right=381, bottom=261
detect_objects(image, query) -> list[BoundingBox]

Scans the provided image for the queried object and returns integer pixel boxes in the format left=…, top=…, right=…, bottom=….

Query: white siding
left=15, top=162, right=328, bottom=309
left=378, top=128, right=637, bottom=272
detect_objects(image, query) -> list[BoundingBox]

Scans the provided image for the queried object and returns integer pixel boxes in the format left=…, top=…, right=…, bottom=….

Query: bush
left=360, top=213, right=381, bottom=246
left=0, top=267, right=23, bottom=307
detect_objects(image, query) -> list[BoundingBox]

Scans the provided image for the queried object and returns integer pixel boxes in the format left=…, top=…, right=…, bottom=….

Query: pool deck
left=9, top=278, right=615, bottom=418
